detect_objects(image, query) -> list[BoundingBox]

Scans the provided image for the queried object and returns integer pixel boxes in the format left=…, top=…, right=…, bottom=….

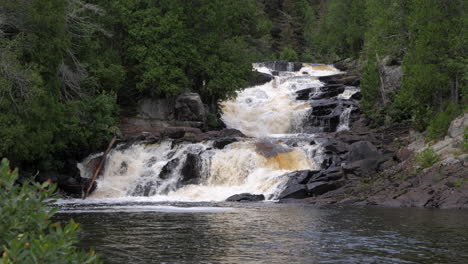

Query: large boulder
left=175, top=93, right=206, bottom=122
left=342, top=141, right=385, bottom=177
left=226, top=193, right=265, bottom=202
left=138, top=98, right=174, bottom=120
left=448, top=113, right=468, bottom=139
left=180, top=153, right=202, bottom=184
left=346, top=141, right=382, bottom=162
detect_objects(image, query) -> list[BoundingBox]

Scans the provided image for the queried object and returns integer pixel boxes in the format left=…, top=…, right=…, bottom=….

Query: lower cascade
left=80, top=62, right=360, bottom=202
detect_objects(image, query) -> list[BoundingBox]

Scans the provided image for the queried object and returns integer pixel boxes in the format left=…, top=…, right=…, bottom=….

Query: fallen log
left=82, top=136, right=117, bottom=199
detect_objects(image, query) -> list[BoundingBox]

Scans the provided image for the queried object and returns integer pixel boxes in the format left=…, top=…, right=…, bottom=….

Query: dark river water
left=54, top=201, right=468, bottom=264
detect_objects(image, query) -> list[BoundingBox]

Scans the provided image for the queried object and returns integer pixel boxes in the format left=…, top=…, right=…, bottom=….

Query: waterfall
left=80, top=62, right=354, bottom=202
left=337, top=107, right=354, bottom=132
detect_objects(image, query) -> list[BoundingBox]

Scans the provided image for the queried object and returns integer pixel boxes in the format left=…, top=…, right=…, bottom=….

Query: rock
left=226, top=193, right=265, bottom=202
left=175, top=93, right=206, bottom=122
left=249, top=71, right=274, bottom=87
left=159, top=158, right=180, bottom=179
left=217, top=128, right=245, bottom=138
left=255, top=140, right=293, bottom=158
left=322, top=139, right=349, bottom=154
left=350, top=91, right=362, bottom=100
left=296, top=88, right=314, bottom=100
left=164, top=127, right=202, bottom=139
left=307, top=181, right=342, bottom=196
left=138, top=98, right=174, bottom=120
left=278, top=184, right=309, bottom=199
left=180, top=153, right=201, bottom=184
left=396, top=148, right=413, bottom=161
left=213, top=137, right=237, bottom=149
left=304, top=99, right=359, bottom=133
left=347, top=141, right=382, bottom=162
left=333, top=58, right=357, bottom=72
left=277, top=170, right=323, bottom=200
left=308, top=167, right=345, bottom=183
left=448, top=113, right=468, bottom=139
left=283, top=170, right=320, bottom=185
left=343, top=159, right=381, bottom=177
left=310, top=85, right=345, bottom=100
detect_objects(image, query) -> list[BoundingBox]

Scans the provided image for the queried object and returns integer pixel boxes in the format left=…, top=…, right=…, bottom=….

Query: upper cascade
left=221, top=62, right=342, bottom=137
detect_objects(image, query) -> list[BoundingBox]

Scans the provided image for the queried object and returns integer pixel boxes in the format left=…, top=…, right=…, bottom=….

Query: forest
left=0, top=0, right=466, bottom=171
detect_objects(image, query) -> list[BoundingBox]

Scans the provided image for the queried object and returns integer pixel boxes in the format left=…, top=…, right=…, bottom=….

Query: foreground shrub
left=416, top=148, right=440, bottom=169
left=0, top=158, right=101, bottom=264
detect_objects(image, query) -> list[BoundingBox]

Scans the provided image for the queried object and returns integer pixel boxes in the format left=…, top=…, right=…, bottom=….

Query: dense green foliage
left=0, top=0, right=118, bottom=170
left=0, top=158, right=101, bottom=263
left=1, top=0, right=467, bottom=169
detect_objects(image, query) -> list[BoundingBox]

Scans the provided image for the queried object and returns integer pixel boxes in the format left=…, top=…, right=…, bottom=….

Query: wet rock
left=217, top=128, right=245, bottom=138
left=255, top=140, right=293, bottom=158
left=350, top=91, right=362, bottom=100
left=310, top=85, right=345, bottom=100
left=159, top=158, right=180, bottom=180
left=304, top=100, right=358, bottom=132
left=213, top=137, right=237, bottom=149
left=296, top=88, right=314, bottom=100
left=180, top=153, right=201, bottom=184
left=164, top=127, right=202, bottom=139
left=249, top=71, right=274, bottom=87
left=175, top=93, right=206, bottom=122
left=226, top=193, right=265, bottom=202
left=278, top=184, right=309, bottom=199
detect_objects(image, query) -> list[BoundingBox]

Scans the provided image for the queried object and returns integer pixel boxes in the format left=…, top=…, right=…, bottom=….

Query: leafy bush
left=426, top=104, right=462, bottom=141
left=0, top=158, right=101, bottom=264
left=416, top=148, right=440, bottom=169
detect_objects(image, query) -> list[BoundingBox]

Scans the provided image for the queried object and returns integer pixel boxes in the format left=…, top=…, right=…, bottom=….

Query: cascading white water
left=337, top=107, right=354, bottom=132
left=81, top=62, right=354, bottom=202
left=86, top=139, right=319, bottom=201
left=221, top=63, right=340, bottom=137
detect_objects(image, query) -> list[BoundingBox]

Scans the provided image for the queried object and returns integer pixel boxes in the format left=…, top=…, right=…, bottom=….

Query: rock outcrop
left=226, top=193, right=265, bottom=202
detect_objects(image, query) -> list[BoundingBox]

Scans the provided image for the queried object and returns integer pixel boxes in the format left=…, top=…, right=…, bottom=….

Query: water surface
left=55, top=202, right=468, bottom=264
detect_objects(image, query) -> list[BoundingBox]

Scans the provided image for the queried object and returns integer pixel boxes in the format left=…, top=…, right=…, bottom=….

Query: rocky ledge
left=277, top=113, right=468, bottom=209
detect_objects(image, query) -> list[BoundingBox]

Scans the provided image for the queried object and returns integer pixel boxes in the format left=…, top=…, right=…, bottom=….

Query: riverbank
left=279, top=114, right=468, bottom=209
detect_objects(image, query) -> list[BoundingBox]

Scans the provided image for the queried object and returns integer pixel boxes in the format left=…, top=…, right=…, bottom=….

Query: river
left=55, top=201, right=468, bottom=264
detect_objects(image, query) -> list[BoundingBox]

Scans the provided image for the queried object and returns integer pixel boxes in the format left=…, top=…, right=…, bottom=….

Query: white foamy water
left=84, top=139, right=316, bottom=202
left=221, top=64, right=341, bottom=137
